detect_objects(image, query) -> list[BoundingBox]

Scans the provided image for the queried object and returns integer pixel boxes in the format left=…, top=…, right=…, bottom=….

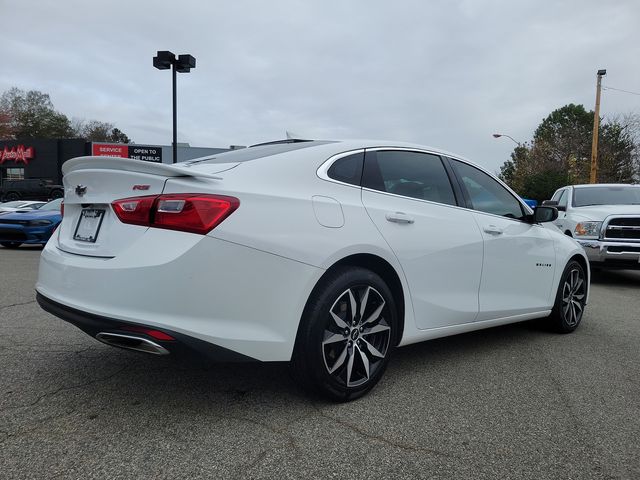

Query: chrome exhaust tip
left=95, top=332, right=170, bottom=355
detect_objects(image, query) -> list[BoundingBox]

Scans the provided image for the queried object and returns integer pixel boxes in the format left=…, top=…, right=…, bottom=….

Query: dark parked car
left=0, top=198, right=63, bottom=248
left=0, top=179, right=64, bottom=202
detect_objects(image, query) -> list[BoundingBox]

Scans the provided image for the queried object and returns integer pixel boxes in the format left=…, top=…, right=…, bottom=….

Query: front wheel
left=291, top=267, right=398, bottom=401
left=547, top=260, right=587, bottom=333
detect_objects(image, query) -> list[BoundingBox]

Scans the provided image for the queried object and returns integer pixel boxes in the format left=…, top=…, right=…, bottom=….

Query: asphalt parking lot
left=1, top=247, right=639, bottom=480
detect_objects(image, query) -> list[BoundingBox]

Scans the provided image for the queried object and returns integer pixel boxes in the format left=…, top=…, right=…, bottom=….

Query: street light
left=492, top=133, right=521, bottom=146
left=153, top=51, right=196, bottom=164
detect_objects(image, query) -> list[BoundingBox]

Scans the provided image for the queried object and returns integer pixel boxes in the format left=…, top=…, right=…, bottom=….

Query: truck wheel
left=4, top=192, right=20, bottom=201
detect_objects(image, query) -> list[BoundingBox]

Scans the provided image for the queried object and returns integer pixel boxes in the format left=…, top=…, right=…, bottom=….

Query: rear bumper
left=36, top=230, right=323, bottom=361
left=37, top=292, right=255, bottom=361
left=577, top=239, right=640, bottom=269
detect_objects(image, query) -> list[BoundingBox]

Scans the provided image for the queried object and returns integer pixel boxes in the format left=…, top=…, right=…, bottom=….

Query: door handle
left=385, top=212, right=415, bottom=224
left=483, top=225, right=503, bottom=235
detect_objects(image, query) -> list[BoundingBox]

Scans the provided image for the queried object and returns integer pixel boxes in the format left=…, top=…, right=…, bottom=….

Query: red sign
left=92, top=144, right=129, bottom=157
left=0, top=145, right=35, bottom=164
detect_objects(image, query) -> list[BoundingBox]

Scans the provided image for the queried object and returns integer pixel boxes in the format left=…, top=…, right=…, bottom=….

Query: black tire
left=4, top=192, right=20, bottom=201
left=0, top=242, right=22, bottom=249
left=291, top=267, right=398, bottom=402
left=49, top=189, right=63, bottom=199
left=547, top=260, right=587, bottom=333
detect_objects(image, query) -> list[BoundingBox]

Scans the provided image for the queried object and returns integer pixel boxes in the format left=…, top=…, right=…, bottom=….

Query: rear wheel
left=291, top=267, right=397, bottom=401
left=49, top=189, right=63, bottom=199
left=548, top=260, right=587, bottom=333
left=0, top=242, right=22, bottom=249
left=4, top=192, right=20, bottom=201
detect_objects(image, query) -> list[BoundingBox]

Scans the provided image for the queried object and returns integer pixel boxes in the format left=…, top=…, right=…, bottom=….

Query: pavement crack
left=0, top=299, right=36, bottom=311
left=0, top=365, right=128, bottom=414
left=28, top=365, right=128, bottom=407
left=311, top=402, right=454, bottom=458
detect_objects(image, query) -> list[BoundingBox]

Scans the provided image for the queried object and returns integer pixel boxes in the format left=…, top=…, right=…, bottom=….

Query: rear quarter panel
left=162, top=147, right=419, bottom=345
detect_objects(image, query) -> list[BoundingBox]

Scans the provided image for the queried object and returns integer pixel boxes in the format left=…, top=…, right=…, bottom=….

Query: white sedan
left=36, top=140, right=589, bottom=400
left=0, top=200, right=46, bottom=213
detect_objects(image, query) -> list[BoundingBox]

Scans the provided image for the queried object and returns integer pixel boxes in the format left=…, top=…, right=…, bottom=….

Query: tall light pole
left=492, top=133, right=521, bottom=146
left=589, top=69, right=606, bottom=183
left=153, top=51, right=196, bottom=164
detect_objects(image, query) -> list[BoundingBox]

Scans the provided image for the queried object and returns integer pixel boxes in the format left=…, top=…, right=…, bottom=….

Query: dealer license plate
left=73, top=209, right=105, bottom=243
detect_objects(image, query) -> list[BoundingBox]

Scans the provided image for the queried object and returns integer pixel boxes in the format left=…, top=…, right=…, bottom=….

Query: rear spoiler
left=62, top=156, right=223, bottom=179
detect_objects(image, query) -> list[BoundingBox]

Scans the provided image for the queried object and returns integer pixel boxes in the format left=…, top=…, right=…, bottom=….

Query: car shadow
left=32, top=319, right=550, bottom=410
left=590, top=268, right=640, bottom=286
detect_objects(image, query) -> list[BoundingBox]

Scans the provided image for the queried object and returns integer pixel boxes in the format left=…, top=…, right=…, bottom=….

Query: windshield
left=573, top=185, right=640, bottom=207
left=39, top=198, right=63, bottom=211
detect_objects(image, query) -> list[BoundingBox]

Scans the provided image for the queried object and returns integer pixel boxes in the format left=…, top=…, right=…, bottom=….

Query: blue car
left=0, top=198, right=62, bottom=248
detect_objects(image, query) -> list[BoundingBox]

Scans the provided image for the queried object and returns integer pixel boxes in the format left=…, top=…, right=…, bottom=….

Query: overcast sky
left=1, top=0, right=639, bottom=172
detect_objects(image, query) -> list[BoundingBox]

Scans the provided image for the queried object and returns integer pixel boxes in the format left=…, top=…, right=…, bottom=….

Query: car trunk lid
left=57, top=156, right=236, bottom=257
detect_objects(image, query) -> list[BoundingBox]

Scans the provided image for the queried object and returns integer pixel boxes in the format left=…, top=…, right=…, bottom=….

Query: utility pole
left=589, top=69, right=606, bottom=184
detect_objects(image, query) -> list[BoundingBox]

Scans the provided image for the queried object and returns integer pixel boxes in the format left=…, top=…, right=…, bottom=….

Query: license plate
left=73, top=209, right=105, bottom=243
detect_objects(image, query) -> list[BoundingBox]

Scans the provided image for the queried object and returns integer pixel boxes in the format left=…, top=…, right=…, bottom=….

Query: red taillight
left=112, top=195, right=157, bottom=227
left=120, top=325, right=175, bottom=341
left=60, top=201, right=64, bottom=217
left=111, top=194, right=239, bottom=235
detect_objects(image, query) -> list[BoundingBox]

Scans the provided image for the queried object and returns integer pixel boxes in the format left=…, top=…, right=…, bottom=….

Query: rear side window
left=326, top=152, right=364, bottom=186
left=451, top=159, right=525, bottom=219
left=362, top=150, right=457, bottom=206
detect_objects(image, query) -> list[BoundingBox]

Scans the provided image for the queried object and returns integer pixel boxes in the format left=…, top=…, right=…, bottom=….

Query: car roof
left=570, top=183, right=640, bottom=189
left=188, top=139, right=474, bottom=166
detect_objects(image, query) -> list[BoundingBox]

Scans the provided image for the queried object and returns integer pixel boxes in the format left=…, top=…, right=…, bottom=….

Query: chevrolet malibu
left=36, top=140, right=589, bottom=401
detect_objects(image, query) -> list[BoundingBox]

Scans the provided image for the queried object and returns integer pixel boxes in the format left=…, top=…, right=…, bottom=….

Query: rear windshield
left=39, top=198, right=63, bottom=211
left=573, top=185, right=640, bottom=207
left=185, top=141, right=336, bottom=165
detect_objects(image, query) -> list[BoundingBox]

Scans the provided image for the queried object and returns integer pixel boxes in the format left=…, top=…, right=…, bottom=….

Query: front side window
left=362, top=150, right=457, bottom=206
left=557, top=189, right=568, bottom=209
left=451, top=160, right=525, bottom=219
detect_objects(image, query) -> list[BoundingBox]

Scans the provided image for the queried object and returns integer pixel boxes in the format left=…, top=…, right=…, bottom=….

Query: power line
left=602, top=85, right=640, bottom=96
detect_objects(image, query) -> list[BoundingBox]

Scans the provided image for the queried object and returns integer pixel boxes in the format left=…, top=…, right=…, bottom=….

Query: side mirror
left=542, top=199, right=565, bottom=211
left=533, top=206, right=558, bottom=223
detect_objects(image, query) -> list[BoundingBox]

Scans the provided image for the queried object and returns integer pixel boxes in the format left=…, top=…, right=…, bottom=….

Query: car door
left=448, top=159, right=556, bottom=320
left=360, top=149, right=484, bottom=329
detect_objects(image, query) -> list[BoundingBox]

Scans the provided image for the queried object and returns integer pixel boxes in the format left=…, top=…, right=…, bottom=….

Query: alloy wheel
left=322, top=285, right=391, bottom=387
left=561, top=267, right=586, bottom=327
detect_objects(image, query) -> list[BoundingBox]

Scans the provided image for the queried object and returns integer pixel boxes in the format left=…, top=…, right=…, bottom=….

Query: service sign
left=92, top=143, right=163, bottom=163
left=128, top=145, right=162, bottom=163
left=92, top=144, right=128, bottom=158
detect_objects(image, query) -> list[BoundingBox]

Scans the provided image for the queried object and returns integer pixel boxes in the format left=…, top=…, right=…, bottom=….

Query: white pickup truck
left=543, top=184, right=640, bottom=270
